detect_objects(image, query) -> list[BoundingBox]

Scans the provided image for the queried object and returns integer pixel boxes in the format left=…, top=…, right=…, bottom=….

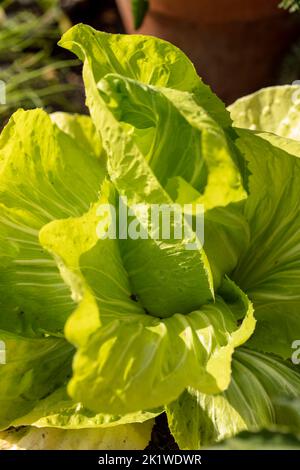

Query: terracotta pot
left=116, top=0, right=300, bottom=103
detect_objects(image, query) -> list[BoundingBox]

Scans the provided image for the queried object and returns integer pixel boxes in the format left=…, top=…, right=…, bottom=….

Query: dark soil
left=145, top=414, right=179, bottom=451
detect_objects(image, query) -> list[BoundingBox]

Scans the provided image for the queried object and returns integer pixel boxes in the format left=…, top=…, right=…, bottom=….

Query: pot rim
left=117, top=0, right=288, bottom=25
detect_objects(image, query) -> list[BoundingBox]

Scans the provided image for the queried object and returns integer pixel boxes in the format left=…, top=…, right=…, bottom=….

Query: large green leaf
left=0, top=202, right=78, bottom=335
left=58, top=24, right=251, bottom=309
left=0, top=109, right=105, bottom=219
left=161, top=88, right=248, bottom=202
left=40, top=187, right=255, bottom=415
left=10, top=387, right=159, bottom=429
left=50, top=112, right=103, bottom=159
left=166, top=349, right=300, bottom=450
left=0, top=109, right=105, bottom=335
left=97, top=76, right=234, bottom=314
left=131, top=0, right=149, bottom=29
left=75, top=76, right=219, bottom=316
left=59, top=26, right=251, bottom=310
left=65, top=287, right=253, bottom=415
left=4, top=28, right=300, bottom=446
left=86, top=73, right=249, bottom=309
left=204, top=204, right=249, bottom=289
left=228, top=87, right=300, bottom=358
left=0, top=330, right=73, bottom=430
